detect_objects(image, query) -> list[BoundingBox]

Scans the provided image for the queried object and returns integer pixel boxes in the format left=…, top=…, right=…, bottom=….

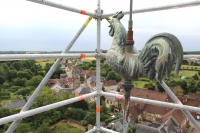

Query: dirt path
left=51, top=119, right=85, bottom=131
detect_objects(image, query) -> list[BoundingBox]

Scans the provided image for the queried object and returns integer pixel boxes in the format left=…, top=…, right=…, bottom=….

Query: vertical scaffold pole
left=6, top=16, right=92, bottom=133
left=96, top=0, right=102, bottom=132
left=123, top=0, right=134, bottom=133
left=157, top=75, right=200, bottom=132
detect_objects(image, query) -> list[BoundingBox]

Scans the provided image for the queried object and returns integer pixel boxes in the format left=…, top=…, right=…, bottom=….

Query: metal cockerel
left=106, top=11, right=183, bottom=82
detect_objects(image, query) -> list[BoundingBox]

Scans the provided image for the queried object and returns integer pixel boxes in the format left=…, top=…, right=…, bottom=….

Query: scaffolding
left=1, top=0, right=200, bottom=133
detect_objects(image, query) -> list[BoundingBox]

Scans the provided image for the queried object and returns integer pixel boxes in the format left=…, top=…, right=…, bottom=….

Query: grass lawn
left=1, top=100, right=11, bottom=106
left=133, top=81, right=149, bottom=89
left=10, top=92, right=18, bottom=99
left=181, top=65, right=200, bottom=70
left=178, top=70, right=198, bottom=77
left=35, top=59, right=56, bottom=67
left=83, top=57, right=96, bottom=62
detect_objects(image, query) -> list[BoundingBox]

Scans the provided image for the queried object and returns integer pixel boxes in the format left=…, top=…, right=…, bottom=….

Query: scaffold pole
left=27, top=0, right=96, bottom=17
left=100, top=127, right=119, bottom=133
left=0, top=92, right=96, bottom=125
left=96, top=0, right=102, bottom=132
left=101, top=92, right=200, bottom=113
left=0, top=54, right=200, bottom=61
left=102, top=0, right=200, bottom=17
left=85, top=126, right=97, bottom=133
left=156, top=76, right=200, bottom=132
left=0, top=53, right=96, bottom=60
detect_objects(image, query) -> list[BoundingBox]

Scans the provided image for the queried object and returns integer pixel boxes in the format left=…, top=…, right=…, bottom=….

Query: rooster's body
left=106, top=12, right=183, bottom=82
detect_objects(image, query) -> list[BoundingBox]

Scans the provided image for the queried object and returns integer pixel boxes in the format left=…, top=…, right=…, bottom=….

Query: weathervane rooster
left=106, top=11, right=183, bottom=82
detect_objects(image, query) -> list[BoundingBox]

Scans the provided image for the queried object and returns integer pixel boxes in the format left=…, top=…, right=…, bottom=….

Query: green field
left=10, top=92, right=18, bottom=99
left=133, top=81, right=149, bottom=89
left=181, top=65, right=200, bottom=70
left=1, top=100, right=11, bottom=106
left=82, top=57, right=96, bottom=62
left=35, top=59, right=56, bottom=67
left=178, top=70, right=198, bottom=77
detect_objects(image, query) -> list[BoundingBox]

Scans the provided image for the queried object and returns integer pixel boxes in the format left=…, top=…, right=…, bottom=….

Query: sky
left=0, top=0, right=200, bottom=52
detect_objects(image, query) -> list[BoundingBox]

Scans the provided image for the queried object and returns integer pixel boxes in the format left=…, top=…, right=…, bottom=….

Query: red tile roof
left=104, top=80, right=118, bottom=86
left=188, top=92, right=200, bottom=100
left=130, top=88, right=169, bottom=102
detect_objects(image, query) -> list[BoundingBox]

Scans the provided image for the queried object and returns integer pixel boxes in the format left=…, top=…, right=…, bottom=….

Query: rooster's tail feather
left=138, top=33, right=183, bottom=82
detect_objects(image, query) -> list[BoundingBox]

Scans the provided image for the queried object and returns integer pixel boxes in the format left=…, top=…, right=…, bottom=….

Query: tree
left=15, top=123, right=32, bottom=133
left=3, top=81, right=12, bottom=88
left=101, top=101, right=107, bottom=114
left=0, top=75, right=6, bottom=84
left=64, top=107, right=87, bottom=120
left=26, top=76, right=43, bottom=87
left=71, top=100, right=88, bottom=110
left=0, top=91, right=10, bottom=99
left=192, top=73, right=199, bottom=80
left=83, top=111, right=96, bottom=125
left=143, top=81, right=155, bottom=90
left=37, top=122, right=52, bottom=133
left=156, top=81, right=165, bottom=92
left=88, top=101, right=96, bottom=111
left=187, top=78, right=197, bottom=93
left=128, top=126, right=137, bottom=133
left=106, top=70, right=122, bottom=82
left=8, top=69, right=18, bottom=81
left=13, top=78, right=27, bottom=86
left=17, top=71, right=32, bottom=80
left=182, top=60, right=189, bottom=65
left=10, top=62, right=21, bottom=71
left=169, top=79, right=178, bottom=87
left=16, top=88, right=31, bottom=96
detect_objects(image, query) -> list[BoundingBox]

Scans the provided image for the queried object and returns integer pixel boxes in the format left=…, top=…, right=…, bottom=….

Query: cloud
left=0, top=0, right=200, bottom=51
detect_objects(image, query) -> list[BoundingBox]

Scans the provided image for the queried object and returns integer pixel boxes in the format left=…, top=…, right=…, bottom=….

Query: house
left=65, top=63, right=73, bottom=72
left=58, top=88, right=76, bottom=95
left=104, top=80, right=118, bottom=92
left=48, top=76, right=81, bottom=89
left=179, top=96, right=200, bottom=120
left=136, top=118, right=180, bottom=133
left=82, top=70, right=96, bottom=78
left=60, top=64, right=66, bottom=69
left=128, top=88, right=189, bottom=131
left=111, top=117, right=134, bottom=132
left=87, top=76, right=105, bottom=91
left=188, top=92, right=200, bottom=100
left=74, top=86, right=91, bottom=100
left=60, top=74, right=67, bottom=79
left=50, top=81, right=63, bottom=92
left=104, top=91, right=121, bottom=108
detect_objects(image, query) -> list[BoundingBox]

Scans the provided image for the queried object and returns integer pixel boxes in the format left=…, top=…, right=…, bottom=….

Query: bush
left=105, top=116, right=119, bottom=125
left=81, top=120, right=88, bottom=126
left=100, top=113, right=109, bottom=121
left=138, top=78, right=150, bottom=82
left=0, top=91, right=10, bottom=99
left=10, top=86, right=20, bottom=91
left=110, top=105, right=115, bottom=112
left=128, top=126, right=137, bottom=133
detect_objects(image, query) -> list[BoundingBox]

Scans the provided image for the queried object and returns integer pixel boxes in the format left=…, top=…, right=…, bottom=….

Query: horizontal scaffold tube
left=100, top=127, right=119, bottom=133
left=0, top=54, right=198, bottom=60
left=0, top=53, right=96, bottom=60
left=101, top=92, right=200, bottom=113
left=85, top=127, right=97, bottom=133
left=0, top=92, right=96, bottom=125
left=102, top=0, right=200, bottom=17
left=27, top=0, right=96, bottom=17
